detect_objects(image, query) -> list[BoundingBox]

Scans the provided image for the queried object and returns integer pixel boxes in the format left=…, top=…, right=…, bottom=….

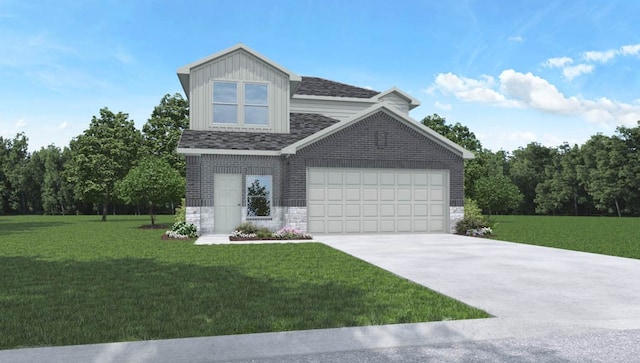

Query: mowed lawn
left=492, top=215, right=640, bottom=259
left=0, top=215, right=488, bottom=350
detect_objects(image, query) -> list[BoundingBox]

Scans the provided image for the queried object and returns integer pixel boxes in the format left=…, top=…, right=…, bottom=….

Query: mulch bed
left=138, top=224, right=169, bottom=230
left=161, top=234, right=194, bottom=241
left=229, top=236, right=313, bottom=241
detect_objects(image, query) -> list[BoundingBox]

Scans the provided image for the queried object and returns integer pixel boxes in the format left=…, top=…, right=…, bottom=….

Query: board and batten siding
left=189, top=49, right=290, bottom=133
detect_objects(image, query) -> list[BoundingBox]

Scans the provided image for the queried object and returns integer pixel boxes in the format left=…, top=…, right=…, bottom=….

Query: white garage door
left=307, top=168, right=448, bottom=234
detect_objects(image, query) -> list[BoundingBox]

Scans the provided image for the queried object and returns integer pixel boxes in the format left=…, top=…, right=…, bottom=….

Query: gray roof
left=295, top=77, right=380, bottom=99
left=178, top=113, right=340, bottom=151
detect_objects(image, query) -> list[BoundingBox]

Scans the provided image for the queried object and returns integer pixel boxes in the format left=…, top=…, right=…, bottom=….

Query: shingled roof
left=178, top=113, right=341, bottom=151
left=295, top=76, right=380, bottom=99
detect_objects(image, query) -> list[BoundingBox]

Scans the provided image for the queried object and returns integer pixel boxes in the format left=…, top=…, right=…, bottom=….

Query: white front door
left=214, top=174, right=242, bottom=233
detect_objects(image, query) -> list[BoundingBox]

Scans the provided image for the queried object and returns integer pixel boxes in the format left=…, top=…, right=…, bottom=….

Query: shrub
left=175, top=198, right=186, bottom=224
left=166, top=221, right=198, bottom=239
left=466, top=227, right=493, bottom=237
left=235, top=222, right=260, bottom=234
left=256, top=228, right=273, bottom=238
left=455, top=198, right=494, bottom=236
left=232, top=222, right=274, bottom=238
left=274, top=227, right=312, bottom=240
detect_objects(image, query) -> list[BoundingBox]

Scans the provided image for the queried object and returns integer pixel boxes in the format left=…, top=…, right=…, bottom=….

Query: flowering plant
left=165, top=221, right=198, bottom=239
left=231, top=230, right=257, bottom=238
left=274, top=227, right=312, bottom=240
left=465, top=227, right=493, bottom=237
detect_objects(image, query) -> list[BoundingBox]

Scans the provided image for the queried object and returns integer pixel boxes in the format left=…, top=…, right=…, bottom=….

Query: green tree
left=508, top=142, right=554, bottom=214
left=35, top=145, right=75, bottom=215
left=474, top=174, right=522, bottom=215
left=420, top=114, right=486, bottom=197
left=615, top=123, right=640, bottom=215
left=0, top=133, right=29, bottom=213
left=578, top=134, right=628, bottom=216
left=115, top=157, right=184, bottom=225
left=464, top=149, right=510, bottom=201
left=421, top=114, right=482, bottom=152
left=141, top=93, right=189, bottom=175
left=66, top=108, right=142, bottom=221
left=534, top=143, right=587, bottom=215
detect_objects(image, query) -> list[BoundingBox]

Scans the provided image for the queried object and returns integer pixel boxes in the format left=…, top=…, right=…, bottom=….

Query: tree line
left=0, top=94, right=188, bottom=222
left=422, top=114, right=640, bottom=217
left=2, top=100, right=639, bottom=219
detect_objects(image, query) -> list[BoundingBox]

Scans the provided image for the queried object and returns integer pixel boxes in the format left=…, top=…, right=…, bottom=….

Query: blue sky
left=1, top=0, right=639, bottom=152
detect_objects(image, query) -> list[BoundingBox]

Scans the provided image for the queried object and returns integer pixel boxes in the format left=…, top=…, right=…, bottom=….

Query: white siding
left=290, top=98, right=375, bottom=121
left=189, top=49, right=290, bottom=133
left=379, top=92, right=410, bottom=114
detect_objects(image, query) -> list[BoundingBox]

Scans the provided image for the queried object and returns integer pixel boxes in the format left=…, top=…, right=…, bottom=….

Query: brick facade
left=284, top=111, right=464, bottom=207
left=185, top=111, right=466, bottom=234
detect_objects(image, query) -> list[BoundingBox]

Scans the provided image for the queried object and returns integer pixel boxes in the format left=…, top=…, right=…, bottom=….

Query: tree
left=247, top=178, right=270, bottom=217
left=508, top=142, right=554, bottom=214
left=115, top=157, right=184, bottom=225
left=141, top=93, right=189, bottom=175
left=35, top=145, right=75, bottom=215
left=464, top=149, right=509, bottom=200
left=420, top=114, right=486, bottom=197
left=578, top=134, right=627, bottom=216
left=0, top=133, right=29, bottom=213
left=474, top=175, right=522, bottom=215
left=421, top=114, right=482, bottom=152
left=66, top=108, right=142, bottom=221
left=534, top=144, right=588, bottom=215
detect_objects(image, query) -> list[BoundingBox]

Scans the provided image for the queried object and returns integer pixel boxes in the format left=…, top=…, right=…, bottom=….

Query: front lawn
left=0, top=215, right=488, bottom=350
left=491, top=215, right=640, bottom=259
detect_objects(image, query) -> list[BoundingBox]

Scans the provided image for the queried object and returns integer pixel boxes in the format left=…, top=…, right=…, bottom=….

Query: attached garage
left=307, top=168, right=448, bottom=234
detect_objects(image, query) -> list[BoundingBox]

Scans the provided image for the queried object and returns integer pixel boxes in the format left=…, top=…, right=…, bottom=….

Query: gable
left=283, top=104, right=474, bottom=159
left=188, top=49, right=290, bottom=132
left=296, top=110, right=464, bottom=165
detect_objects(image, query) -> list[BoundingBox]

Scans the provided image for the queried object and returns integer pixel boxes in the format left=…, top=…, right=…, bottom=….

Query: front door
left=214, top=174, right=242, bottom=233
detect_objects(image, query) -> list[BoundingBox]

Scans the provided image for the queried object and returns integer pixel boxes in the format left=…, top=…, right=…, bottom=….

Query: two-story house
left=177, top=44, right=473, bottom=235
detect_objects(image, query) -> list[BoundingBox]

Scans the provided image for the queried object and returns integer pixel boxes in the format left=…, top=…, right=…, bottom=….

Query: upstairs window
left=244, top=84, right=268, bottom=125
left=212, top=82, right=237, bottom=124
left=212, top=81, right=269, bottom=126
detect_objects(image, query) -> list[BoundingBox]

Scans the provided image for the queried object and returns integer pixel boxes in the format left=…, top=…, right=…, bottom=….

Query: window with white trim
left=246, top=175, right=272, bottom=218
left=212, top=82, right=238, bottom=124
left=212, top=81, right=269, bottom=126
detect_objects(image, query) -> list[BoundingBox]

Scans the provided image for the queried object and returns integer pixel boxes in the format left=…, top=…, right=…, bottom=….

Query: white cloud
left=434, top=101, right=452, bottom=111
left=620, top=44, right=640, bottom=56
left=431, top=70, right=640, bottom=127
left=508, top=36, right=523, bottom=42
left=562, top=64, right=593, bottom=81
left=583, top=49, right=617, bottom=63
left=499, top=69, right=581, bottom=113
left=15, top=119, right=27, bottom=128
left=432, top=73, right=513, bottom=106
left=544, top=57, right=573, bottom=68
left=57, top=121, right=69, bottom=129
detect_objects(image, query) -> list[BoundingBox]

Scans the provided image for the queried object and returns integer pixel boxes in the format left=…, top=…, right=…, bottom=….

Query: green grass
left=0, top=215, right=488, bottom=350
left=492, top=215, right=640, bottom=259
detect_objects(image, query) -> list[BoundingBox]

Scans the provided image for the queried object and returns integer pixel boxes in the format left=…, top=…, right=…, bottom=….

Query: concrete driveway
left=4, top=234, right=640, bottom=362
left=319, top=234, right=640, bottom=329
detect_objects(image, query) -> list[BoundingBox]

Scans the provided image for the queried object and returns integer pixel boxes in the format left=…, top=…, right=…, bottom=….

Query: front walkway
left=3, top=234, right=640, bottom=362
